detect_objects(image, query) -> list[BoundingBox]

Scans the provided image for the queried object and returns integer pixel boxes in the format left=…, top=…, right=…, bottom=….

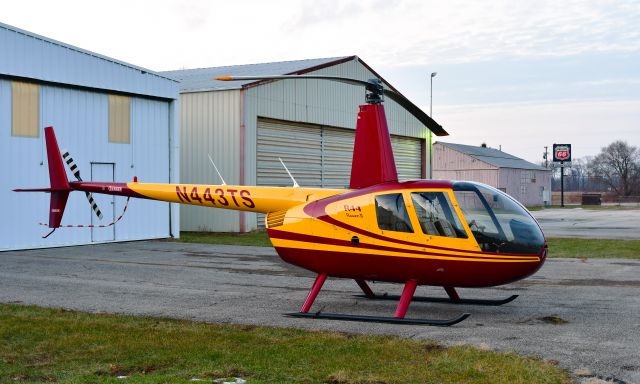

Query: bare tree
left=588, top=141, right=640, bottom=196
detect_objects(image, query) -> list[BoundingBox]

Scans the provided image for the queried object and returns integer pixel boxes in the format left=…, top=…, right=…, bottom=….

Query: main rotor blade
left=216, top=75, right=376, bottom=91
left=383, top=89, right=448, bottom=136
left=216, top=75, right=449, bottom=136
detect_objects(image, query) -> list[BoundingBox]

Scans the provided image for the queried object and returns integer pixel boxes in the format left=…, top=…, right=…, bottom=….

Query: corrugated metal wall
left=1, top=23, right=180, bottom=250
left=1, top=81, right=174, bottom=250
left=179, top=90, right=241, bottom=231
left=498, top=168, right=552, bottom=206
left=179, top=57, right=430, bottom=232
left=241, top=58, right=428, bottom=230
left=433, top=143, right=552, bottom=206
left=253, top=118, right=422, bottom=228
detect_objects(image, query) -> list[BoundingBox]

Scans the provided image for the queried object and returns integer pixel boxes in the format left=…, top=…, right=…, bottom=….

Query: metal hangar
left=0, top=22, right=180, bottom=250
left=163, top=56, right=433, bottom=232
left=433, top=142, right=552, bottom=206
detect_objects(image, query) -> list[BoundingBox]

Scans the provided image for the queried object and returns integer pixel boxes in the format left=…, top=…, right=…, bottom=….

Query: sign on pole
left=553, top=144, right=571, bottom=163
left=552, top=143, right=571, bottom=207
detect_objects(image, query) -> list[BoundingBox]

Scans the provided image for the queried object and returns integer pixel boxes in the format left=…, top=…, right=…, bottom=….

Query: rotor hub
left=365, top=79, right=384, bottom=104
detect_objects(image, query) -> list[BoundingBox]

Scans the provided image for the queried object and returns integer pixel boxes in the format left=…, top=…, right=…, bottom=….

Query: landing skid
left=286, top=311, right=470, bottom=326
left=354, top=293, right=519, bottom=306
left=291, top=275, right=470, bottom=326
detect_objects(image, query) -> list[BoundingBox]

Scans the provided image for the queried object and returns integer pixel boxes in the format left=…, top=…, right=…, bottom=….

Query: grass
left=547, top=238, right=640, bottom=259
left=0, top=304, right=569, bottom=384
left=179, top=231, right=271, bottom=247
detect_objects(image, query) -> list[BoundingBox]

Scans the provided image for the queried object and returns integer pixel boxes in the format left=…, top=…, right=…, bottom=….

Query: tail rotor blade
left=61, top=150, right=104, bottom=220
left=85, top=191, right=104, bottom=220
left=62, top=150, right=82, bottom=181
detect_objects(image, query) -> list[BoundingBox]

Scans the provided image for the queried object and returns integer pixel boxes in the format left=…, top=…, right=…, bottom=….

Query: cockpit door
left=404, top=190, right=481, bottom=252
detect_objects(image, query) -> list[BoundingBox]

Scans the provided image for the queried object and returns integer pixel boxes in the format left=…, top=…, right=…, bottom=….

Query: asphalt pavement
left=1, top=240, right=639, bottom=383
left=532, top=207, right=640, bottom=240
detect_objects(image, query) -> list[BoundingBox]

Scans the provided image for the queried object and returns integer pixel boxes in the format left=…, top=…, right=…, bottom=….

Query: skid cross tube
left=355, top=279, right=375, bottom=298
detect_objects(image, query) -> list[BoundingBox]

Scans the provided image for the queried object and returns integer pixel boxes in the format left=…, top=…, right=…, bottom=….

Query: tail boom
left=71, top=182, right=344, bottom=214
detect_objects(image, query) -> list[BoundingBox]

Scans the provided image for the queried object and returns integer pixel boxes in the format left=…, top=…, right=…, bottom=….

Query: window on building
left=411, top=192, right=467, bottom=238
left=11, top=81, right=40, bottom=137
left=108, top=94, right=130, bottom=143
left=375, top=193, right=413, bottom=233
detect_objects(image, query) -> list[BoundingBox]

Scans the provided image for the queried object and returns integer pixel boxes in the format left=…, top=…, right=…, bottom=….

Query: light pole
left=430, top=72, right=437, bottom=116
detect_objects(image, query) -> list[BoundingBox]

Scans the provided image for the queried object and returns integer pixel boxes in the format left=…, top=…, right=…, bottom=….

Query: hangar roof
left=162, top=56, right=394, bottom=93
left=436, top=142, right=549, bottom=171
left=0, top=21, right=177, bottom=99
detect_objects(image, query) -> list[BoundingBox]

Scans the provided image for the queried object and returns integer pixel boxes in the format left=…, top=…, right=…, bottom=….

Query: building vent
left=266, top=210, right=287, bottom=228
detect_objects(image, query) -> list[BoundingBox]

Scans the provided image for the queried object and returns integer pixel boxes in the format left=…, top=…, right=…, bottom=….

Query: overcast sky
left=3, top=0, right=639, bottom=163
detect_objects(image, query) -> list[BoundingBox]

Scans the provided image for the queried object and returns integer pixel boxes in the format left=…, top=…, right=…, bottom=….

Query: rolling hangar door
left=256, top=118, right=422, bottom=227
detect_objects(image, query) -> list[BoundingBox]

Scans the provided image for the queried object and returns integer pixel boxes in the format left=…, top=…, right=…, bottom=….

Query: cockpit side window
left=452, top=190, right=501, bottom=236
left=410, top=192, right=467, bottom=238
left=375, top=193, right=414, bottom=233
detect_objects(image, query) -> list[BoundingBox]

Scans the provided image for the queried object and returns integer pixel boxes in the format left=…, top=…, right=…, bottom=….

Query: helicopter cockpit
left=373, top=181, right=545, bottom=255
left=452, top=181, right=545, bottom=255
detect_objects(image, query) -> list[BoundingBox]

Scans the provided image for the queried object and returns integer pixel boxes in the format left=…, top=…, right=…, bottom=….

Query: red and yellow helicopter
left=16, top=75, right=547, bottom=326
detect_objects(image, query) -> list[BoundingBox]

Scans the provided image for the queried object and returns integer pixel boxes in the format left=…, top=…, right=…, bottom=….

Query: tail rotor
left=61, top=150, right=104, bottom=220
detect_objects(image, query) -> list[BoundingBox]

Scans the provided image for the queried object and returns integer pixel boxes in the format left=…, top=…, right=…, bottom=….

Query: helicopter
left=15, top=75, right=547, bottom=326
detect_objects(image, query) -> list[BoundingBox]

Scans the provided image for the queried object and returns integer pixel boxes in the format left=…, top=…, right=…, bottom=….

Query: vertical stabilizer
left=349, top=104, right=398, bottom=189
left=44, top=127, right=71, bottom=228
left=45, top=127, right=71, bottom=191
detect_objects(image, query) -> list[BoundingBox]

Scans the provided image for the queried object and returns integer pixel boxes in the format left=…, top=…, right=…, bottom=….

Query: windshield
left=453, top=182, right=545, bottom=254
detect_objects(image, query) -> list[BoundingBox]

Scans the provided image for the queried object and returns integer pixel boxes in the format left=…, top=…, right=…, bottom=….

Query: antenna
left=207, top=154, right=227, bottom=185
left=279, top=157, right=299, bottom=188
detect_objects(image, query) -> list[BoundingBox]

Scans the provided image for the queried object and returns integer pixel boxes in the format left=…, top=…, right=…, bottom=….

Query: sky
left=3, top=0, right=639, bottom=164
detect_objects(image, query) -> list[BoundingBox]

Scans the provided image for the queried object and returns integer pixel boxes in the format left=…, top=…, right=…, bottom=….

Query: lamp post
left=430, top=72, right=437, bottom=116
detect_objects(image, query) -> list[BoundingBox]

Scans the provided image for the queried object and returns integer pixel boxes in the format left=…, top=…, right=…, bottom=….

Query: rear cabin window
left=375, top=193, right=414, bottom=233
left=411, top=192, right=467, bottom=238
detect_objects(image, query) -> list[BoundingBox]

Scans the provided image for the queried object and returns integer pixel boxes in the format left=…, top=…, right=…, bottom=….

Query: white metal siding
left=1, top=81, right=173, bottom=250
left=498, top=168, right=552, bottom=206
left=179, top=90, right=241, bottom=232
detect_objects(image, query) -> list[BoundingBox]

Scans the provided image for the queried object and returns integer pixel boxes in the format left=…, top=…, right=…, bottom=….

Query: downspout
left=239, top=88, right=246, bottom=232
left=169, top=96, right=180, bottom=238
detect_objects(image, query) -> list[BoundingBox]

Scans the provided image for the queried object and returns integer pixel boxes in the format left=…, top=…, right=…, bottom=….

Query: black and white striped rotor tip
left=61, top=150, right=104, bottom=220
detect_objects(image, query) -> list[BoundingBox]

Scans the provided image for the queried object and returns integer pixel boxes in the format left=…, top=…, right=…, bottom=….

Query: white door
left=91, top=163, right=115, bottom=242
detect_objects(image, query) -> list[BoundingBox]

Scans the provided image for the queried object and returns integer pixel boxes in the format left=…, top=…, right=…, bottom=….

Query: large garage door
left=257, top=118, right=423, bottom=227
left=391, top=135, right=423, bottom=180
left=257, top=119, right=322, bottom=187
left=322, top=127, right=354, bottom=189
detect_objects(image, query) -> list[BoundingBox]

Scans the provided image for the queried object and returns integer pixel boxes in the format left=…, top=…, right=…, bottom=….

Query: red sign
left=553, top=144, right=571, bottom=162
